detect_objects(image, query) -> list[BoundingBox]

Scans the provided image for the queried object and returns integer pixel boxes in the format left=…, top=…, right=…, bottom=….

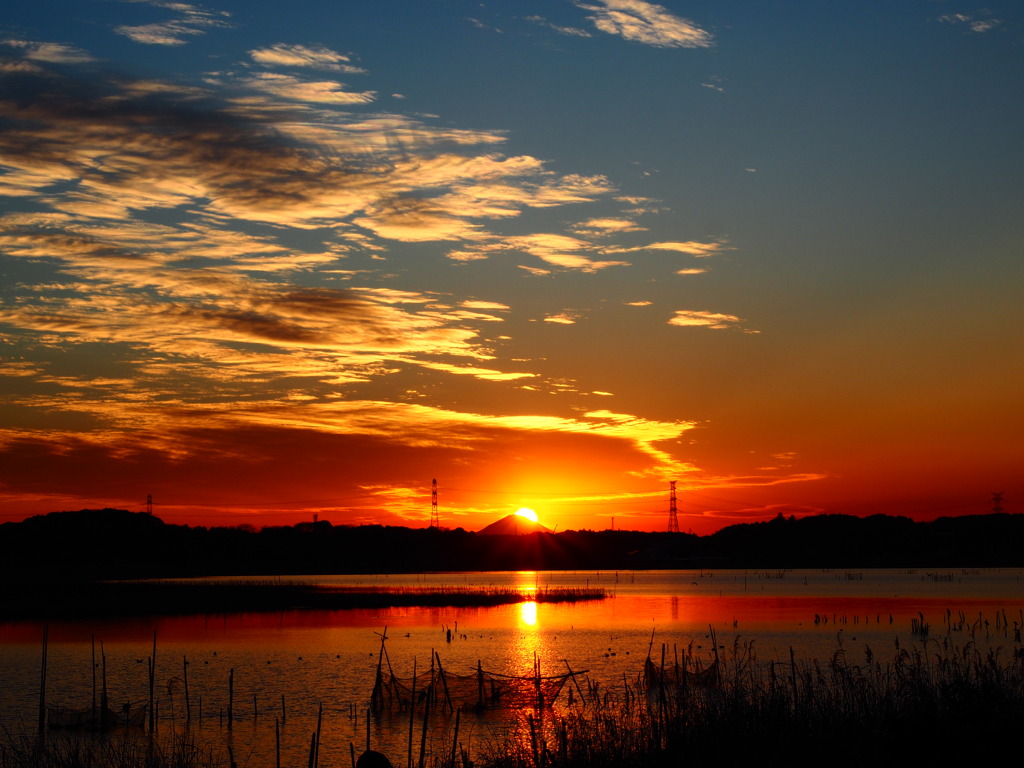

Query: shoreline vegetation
left=3, top=510, right=1024, bottom=585
left=0, top=581, right=609, bottom=621
left=481, top=634, right=1024, bottom=767
left=5, top=632, right=1024, bottom=767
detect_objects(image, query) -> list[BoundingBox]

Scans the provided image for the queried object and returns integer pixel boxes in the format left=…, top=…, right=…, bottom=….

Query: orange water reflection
left=510, top=572, right=543, bottom=678
left=519, top=601, right=538, bottom=627
left=4, top=570, right=1024, bottom=768
left=513, top=570, right=540, bottom=598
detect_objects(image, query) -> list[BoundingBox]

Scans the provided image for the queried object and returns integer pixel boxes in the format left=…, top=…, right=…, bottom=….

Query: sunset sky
left=1, top=0, right=1021, bottom=534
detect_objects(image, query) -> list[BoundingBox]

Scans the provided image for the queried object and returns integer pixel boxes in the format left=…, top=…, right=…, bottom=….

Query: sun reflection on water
left=513, top=569, right=540, bottom=597
left=519, top=600, right=538, bottom=627
left=506, top=571, right=546, bottom=678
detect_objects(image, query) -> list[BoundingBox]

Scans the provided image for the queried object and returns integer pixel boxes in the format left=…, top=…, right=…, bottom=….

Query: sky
left=1, top=0, right=1022, bottom=534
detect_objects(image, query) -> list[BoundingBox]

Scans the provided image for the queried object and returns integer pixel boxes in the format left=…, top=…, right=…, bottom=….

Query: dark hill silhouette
left=478, top=513, right=552, bottom=535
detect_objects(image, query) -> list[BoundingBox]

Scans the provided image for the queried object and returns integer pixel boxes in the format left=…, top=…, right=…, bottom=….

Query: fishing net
left=642, top=656, right=720, bottom=689
left=372, top=663, right=573, bottom=713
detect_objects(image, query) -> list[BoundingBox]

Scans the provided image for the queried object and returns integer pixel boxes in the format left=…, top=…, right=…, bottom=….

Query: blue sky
left=1, top=0, right=1021, bottom=531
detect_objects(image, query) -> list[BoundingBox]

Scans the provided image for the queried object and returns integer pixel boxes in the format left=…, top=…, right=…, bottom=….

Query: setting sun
left=515, top=507, right=539, bottom=523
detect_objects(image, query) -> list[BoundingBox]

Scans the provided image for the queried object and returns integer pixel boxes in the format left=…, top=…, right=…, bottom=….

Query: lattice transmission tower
left=992, top=492, right=1004, bottom=514
left=668, top=480, right=680, bottom=532
left=430, top=478, right=439, bottom=528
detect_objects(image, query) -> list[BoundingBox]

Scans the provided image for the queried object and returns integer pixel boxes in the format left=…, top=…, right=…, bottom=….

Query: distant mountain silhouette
left=478, top=514, right=552, bottom=535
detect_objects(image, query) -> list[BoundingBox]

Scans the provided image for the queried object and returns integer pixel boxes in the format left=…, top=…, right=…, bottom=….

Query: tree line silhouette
left=1, top=508, right=1021, bottom=582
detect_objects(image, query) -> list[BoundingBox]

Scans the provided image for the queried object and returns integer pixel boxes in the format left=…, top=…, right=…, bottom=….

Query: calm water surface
left=3, top=568, right=1023, bottom=766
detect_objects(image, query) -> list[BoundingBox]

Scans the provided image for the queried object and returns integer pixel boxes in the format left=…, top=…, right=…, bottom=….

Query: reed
left=11, top=619, right=1023, bottom=767
left=478, top=637, right=1024, bottom=767
left=0, top=725, right=221, bottom=768
left=3, top=581, right=608, bottom=619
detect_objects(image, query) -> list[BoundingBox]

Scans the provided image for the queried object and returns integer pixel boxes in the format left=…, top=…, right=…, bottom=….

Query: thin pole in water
left=407, top=657, right=417, bottom=768
left=90, top=634, right=96, bottom=729
left=183, top=655, right=191, bottom=723
left=419, top=686, right=431, bottom=768
left=315, top=703, right=323, bottom=768
left=449, top=708, right=461, bottom=768
left=38, top=624, right=48, bottom=738
left=149, top=629, right=156, bottom=733
left=228, top=668, right=234, bottom=731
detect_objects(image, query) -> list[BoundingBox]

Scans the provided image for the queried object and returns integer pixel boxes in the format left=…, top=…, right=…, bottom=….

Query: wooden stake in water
left=407, top=657, right=418, bottom=768
left=149, top=629, right=157, bottom=733
left=38, top=624, right=48, bottom=738
left=307, top=733, right=317, bottom=768
left=148, top=658, right=155, bottom=733
left=100, top=642, right=109, bottom=730
left=449, top=708, right=461, bottom=768
left=419, top=687, right=431, bottom=768
left=90, top=634, right=97, bottom=730
left=183, top=655, right=191, bottom=723
left=228, top=668, right=234, bottom=731
left=315, top=702, right=323, bottom=768
left=790, top=646, right=799, bottom=708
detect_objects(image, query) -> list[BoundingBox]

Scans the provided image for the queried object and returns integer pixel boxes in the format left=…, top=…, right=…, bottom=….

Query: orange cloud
left=668, top=310, right=755, bottom=332
left=576, top=0, right=714, bottom=49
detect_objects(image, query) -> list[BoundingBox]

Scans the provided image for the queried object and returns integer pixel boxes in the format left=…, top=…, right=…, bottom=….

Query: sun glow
left=515, top=507, right=539, bottom=522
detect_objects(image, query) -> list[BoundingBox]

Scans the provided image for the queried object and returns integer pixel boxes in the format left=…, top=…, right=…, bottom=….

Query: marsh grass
left=481, top=637, right=1024, bottom=768
left=3, top=581, right=608, bottom=619
left=0, top=726, right=220, bottom=768
left=8, top=627, right=1024, bottom=767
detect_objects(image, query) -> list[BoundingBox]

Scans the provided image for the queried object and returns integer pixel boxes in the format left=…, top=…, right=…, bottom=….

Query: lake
left=3, top=568, right=1023, bottom=767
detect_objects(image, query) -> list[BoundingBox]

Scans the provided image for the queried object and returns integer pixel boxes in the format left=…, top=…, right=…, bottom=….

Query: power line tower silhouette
left=145, top=494, right=153, bottom=516
left=992, top=492, right=1004, bottom=514
left=668, top=481, right=680, bottom=532
left=430, top=478, right=439, bottom=528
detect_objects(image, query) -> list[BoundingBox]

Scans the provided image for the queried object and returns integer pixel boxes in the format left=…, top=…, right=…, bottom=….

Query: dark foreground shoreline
left=5, top=630, right=1023, bottom=767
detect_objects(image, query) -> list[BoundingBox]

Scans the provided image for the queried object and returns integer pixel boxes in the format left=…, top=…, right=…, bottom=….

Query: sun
left=514, top=507, right=539, bottom=523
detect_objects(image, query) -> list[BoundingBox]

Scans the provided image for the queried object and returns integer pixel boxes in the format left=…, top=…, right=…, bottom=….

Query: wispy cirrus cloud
left=525, top=15, right=593, bottom=38
left=607, top=240, right=727, bottom=256
left=669, top=310, right=755, bottom=332
left=460, top=300, right=510, bottom=311
left=115, top=0, right=231, bottom=46
left=236, top=72, right=376, bottom=105
left=574, top=0, right=713, bottom=49
left=571, top=217, right=647, bottom=235
left=1, top=40, right=95, bottom=64
left=938, top=12, right=1002, bottom=33
left=249, top=44, right=366, bottom=73
left=543, top=313, right=578, bottom=324
left=413, top=361, right=536, bottom=382
left=448, top=233, right=628, bottom=272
